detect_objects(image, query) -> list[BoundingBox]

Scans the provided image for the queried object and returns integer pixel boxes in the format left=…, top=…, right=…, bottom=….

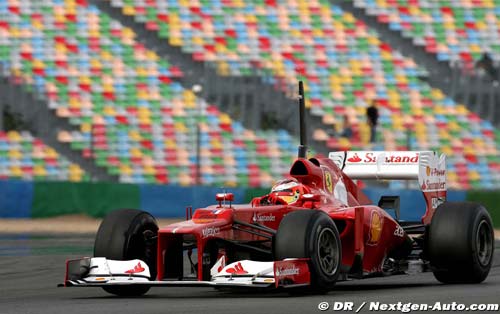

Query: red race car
left=63, top=82, right=494, bottom=296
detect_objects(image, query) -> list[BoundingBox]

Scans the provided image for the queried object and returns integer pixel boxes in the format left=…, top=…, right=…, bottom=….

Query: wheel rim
left=476, top=220, right=493, bottom=267
left=317, top=228, right=340, bottom=276
left=128, top=227, right=157, bottom=276
left=142, top=229, right=157, bottom=264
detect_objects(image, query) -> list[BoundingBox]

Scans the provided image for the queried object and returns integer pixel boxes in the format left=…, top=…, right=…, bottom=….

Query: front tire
left=274, top=210, right=342, bottom=292
left=427, top=202, right=494, bottom=284
left=94, top=209, right=158, bottom=296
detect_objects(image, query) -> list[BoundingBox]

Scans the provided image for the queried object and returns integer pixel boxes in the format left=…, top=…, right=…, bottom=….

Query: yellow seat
left=7, top=131, right=21, bottom=142
left=45, top=148, right=58, bottom=159
left=57, top=131, right=73, bottom=143
left=469, top=171, right=481, bottom=181
left=137, top=107, right=151, bottom=119
left=440, top=146, right=453, bottom=156
left=122, top=5, right=135, bottom=16
left=119, top=165, right=133, bottom=176
left=129, top=130, right=141, bottom=141
left=69, top=174, right=82, bottom=182
left=80, top=123, right=92, bottom=133
left=90, top=59, right=102, bottom=69
left=469, top=44, right=481, bottom=53
left=210, top=139, right=223, bottom=149
left=224, top=180, right=238, bottom=188
left=69, top=164, right=83, bottom=174
left=219, top=113, right=231, bottom=124
left=447, top=171, right=458, bottom=182
left=217, top=61, right=230, bottom=76
left=33, top=165, right=47, bottom=176
left=179, top=173, right=193, bottom=186
left=174, top=122, right=188, bottom=133
left=143, top=166, right=156, bottom=175
left=137, top=90, right=150, bottom=100
left=169, top=36, right=183, bottom=46
left=9, top=166, right=23, bottom=177
left=130, top=148, right=142, bottom=158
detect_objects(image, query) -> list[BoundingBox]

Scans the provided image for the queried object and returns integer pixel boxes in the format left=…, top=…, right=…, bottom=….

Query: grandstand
left=0, top=0, right=297, bottom=186
left=353, top=0, right=500, bottom=63
left=0, top=130, right=86, bottom=181
left=0, top=0, right=498, bottom=190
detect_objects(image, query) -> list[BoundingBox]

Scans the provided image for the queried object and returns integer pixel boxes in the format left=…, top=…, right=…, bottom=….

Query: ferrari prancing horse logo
left=324, top=171, right=333, bottom=194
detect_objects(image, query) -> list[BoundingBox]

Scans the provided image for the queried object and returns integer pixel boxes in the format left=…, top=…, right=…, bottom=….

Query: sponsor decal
left=394, top=225, right=404, bottom=237
left=421, top=166, right=446, bottom=192
left=276, top=265, right=300, bottom=277
left=347, top=152, right=419, bottom=164
left=431, top=197, right=445, bottom=209
left=347, top=153, right=362, bottom=163
left=426, top=166, right=446, bottom=177
left=323, top=170, right=334, bottom=194
left=367, top=211, right=384, bottom=246
left=125, top=262, right=145, bottom=274
left=202, top=227, right=220, bottom=238
left=273, top=260, right=310, bottom=287
left=193, top=218, right=216, bottom=223
left=421, top=180, right=446, bottom=191
left=210, top=255, right=226, bottom=276
left=252, top=213, right=276, bottom=222
left=226, top=262, right=248, bottom=275
left=195, top=214, right=217, bottom=219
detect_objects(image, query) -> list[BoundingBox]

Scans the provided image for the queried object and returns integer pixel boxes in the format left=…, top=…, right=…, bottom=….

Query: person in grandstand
left=475, top=52, right=498, bottom=83
left=339, top=114, right=352, bottom=139
left=366, top=101, right=378, bottom=143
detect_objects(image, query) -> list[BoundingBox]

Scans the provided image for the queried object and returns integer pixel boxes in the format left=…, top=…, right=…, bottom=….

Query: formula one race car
left=62, top=82, right=494, bottom=296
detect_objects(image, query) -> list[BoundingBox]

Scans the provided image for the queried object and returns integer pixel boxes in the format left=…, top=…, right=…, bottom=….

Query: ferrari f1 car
left=62, top=82, right=494, bottom=296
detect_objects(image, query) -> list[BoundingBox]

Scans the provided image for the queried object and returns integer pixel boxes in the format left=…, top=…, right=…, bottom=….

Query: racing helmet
left=270, top=179, right=309, bottom=205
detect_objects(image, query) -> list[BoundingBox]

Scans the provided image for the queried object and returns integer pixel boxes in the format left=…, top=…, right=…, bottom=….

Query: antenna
left=297, top=81, right=307, bottom=158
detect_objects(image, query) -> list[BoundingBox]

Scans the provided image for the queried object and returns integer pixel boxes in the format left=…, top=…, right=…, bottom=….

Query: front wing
left=63, top=257, right=310, bottom=289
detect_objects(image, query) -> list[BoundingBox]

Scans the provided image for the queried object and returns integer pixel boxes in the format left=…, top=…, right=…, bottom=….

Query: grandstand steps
left=90, top=0, right=330, bottom=156
left=339, top=1, right=500, bottom=128
left=0, top=75, right=118, bottom=182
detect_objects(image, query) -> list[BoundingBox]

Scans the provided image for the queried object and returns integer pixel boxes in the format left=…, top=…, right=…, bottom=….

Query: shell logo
left=367, top=211, right=384, bottom=246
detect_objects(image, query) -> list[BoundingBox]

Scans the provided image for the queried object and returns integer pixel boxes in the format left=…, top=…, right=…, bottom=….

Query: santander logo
left=347, top=153, right=362, bottom=163
left=276, top=266, right=300, bottom=277
left=347, top=152, right=419, bottom=164
left=226, top=262, right=248, bottom=275
left=125, top=262, right=145, bottom=274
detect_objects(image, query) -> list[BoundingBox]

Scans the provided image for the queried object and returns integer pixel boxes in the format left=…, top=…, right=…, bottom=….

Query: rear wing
left=328, top=151, right=446, bottom=224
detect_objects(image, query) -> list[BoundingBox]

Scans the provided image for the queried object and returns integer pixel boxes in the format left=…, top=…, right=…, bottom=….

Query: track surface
left=1, top=235, right=499, bottom=314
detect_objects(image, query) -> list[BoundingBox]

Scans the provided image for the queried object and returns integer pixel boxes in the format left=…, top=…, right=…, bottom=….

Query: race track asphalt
left=0, top=234, right=499, bottom=314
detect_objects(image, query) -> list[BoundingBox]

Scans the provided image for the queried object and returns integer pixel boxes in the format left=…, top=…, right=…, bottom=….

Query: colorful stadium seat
left=0, top=0, right=298, bottom=186
left=107, top=0, right=500, bottom=189
left=353, top=0, right=500, bottom=64
left=0, top=130, right=87, bottom=181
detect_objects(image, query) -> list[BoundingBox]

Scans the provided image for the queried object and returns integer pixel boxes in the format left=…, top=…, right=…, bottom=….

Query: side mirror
left=216, top=193, right=234, bottom=207
left=301, top=193, right=321, bottom=202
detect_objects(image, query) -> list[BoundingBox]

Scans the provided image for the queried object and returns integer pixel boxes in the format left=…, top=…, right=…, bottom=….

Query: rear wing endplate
left=328, top=151, right=446, bottom=224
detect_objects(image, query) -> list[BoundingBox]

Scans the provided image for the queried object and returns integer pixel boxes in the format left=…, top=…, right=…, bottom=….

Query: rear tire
left=94, top=209, right=158, bottom=296
left=274, top=210, right=341, bottom=293
left=427, top=202, right=494, bottom=284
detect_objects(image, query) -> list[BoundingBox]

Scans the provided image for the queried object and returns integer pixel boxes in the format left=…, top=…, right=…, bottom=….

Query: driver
left=266, top=178, right=310, bottom=205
